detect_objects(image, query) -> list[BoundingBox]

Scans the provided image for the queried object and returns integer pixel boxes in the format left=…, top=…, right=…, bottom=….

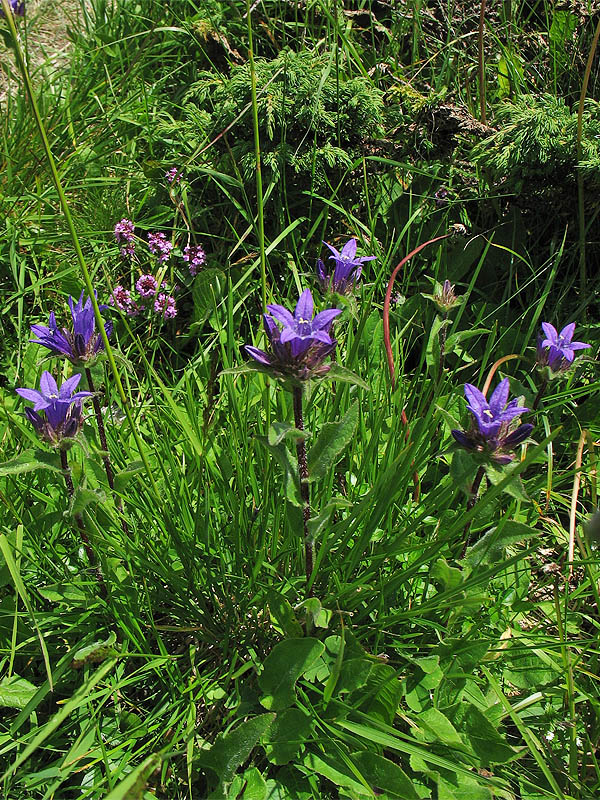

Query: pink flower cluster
left=110, top=277, right=177, bottom=320
left=154, top=293, right=177, bottom=319
left=114, top=218, right=135, bottom=258
left=165, top=167, right=182, bottom=185
left=182, top=244, right=206, bottom=276
left=148, top=232, right=173, bottom=263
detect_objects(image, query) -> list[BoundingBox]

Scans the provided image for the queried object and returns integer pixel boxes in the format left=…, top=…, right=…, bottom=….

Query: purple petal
left=558, top=322, right=576, bottom=343
left=561, top=348, right=575, bottom=363
left=294, top=289, right=314, bottom=322
left=39, top=372, right=58, bottom=398
left=570, top=341, right=591, bottom=351
left=44, top=401, right=70, bottom=430
left=279, top=327, right=297, bottom=344
left=15, top=387, right=44, bottom=405
left=489, top=378, right=510, bottom=416
left=340, top=238, right=357, bottom=260
left=70, top=390, right=94, bottom=403
left=317, top=259, right=328, bottom=282
left=541, top=322, right=558, bottom=344
left=310, top=329, right=333, bottom=345
left=451, top=429, right=474, bottom=449
left=499, top=405, right=528, bottom=424
left=312, top=308, right=342, bottom=331
left=59, top=373, right=82, bottom=399
left=493, top=454, right=514, bottom=466
left=266, top=304, right=295, bottom=329
left=323, top=241, right=341, bottom=260
left=464, top=384, right=488, bottom=415
left=503, top=424, right=533, bottom=447
left=244, top=345, right=272, bottom=366
left=24, top=407, right=44, bottom=432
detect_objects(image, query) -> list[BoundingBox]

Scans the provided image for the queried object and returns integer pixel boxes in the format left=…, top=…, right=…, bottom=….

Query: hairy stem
left=293, top=385, right=313, bottom=590
left=461, top=465, right=486, bottom=558
left=85, top=368, right=129, bottom=535
left=437, top=313, right=448, bottom=382
left=60, top=448, right=103, bottom=582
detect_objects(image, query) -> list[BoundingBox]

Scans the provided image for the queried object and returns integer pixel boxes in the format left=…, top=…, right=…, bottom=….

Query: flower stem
left=85, top=368, right=129, bottom=536
left=60, top=448, right=103, bottom=584
left=437, top=312, right=448, bottom=382
left=460, top=465, right=486, bottom=558
left=532, top=378, right=548, bottom=412
left=293, top=385, right=313, bottom=591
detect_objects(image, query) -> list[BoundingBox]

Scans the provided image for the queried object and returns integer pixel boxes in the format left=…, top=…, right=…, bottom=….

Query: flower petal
left=15, top=387, right=44, bottom=405
left=340, top=238, right=357, bottom=260
left=266, top=304, right=295, bottom=329
left=279, top=327, right=297, bottom=344
left=570, top=341, right=590, bottom=351
left=451, top=429, right=474, bottom=449
left=310, top=329, right=333, bottom=345
left=312, top=308, right=341, bottom=331
left=294, top=289, right=314, bottom=322
left=323, top=241, right=341, bottom=260
left=39, top=371, right=58, bottom=398
left=244, top=345, right=272, bottom=366
left=59, top=373, right=82, bottom=399
left=558, top=322, right=576, bottom=343
left=489, top=378, right=510, bottom=416
left=541, top=322, right=558, bottom=344
left=503, top=423, right=533, bottom=448
left=464, top=383, right=487, bottom=415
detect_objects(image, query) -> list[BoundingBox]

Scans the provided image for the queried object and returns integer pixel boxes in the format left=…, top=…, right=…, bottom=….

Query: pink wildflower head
left=148, top=232, right=173, bottom=263
left=154, top=293, right=177, bottom=319
left=114, top=219, right=135, bottom=258
left=135, top=274, right=158, bottom=298
left=165, top=167, right=182, bottom=185
left=109, top=285, right=140, bottom=317
left=183, top=243, right=206, bottom=276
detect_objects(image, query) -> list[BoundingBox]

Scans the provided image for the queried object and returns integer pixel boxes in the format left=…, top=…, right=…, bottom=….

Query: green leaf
left=350, top=751, right=420, bottom=799
left=228, top=767, right=267, bottom=800
left=550, top=11, right=577, bottom=74
left=256, top=437, right=302, bottom=506
left=323, top=363, right=370, bottom=390
left=426, top=315, right=446, bottom=374
left=302, top=752, right=370, bottom=796
left=0, top=450, right=62, bottom=477
left=192, top=268, right=226, bottom=325
left=430, top=558, right=463, bottom=591
left=462, top=706, right=516, bottom=764
left=464, top=521, right=539, bottom=568
left=336, top=658, right=372, bottom=695
left=484, top=463, right=529, bottom=502
left=0, top=675, right=38, bottom=710
left=267, top=591, right=303, bottom=639
left=262, top=708, right=312, bottom=765
left=113, top=460, right=145, bottom=493
left=308, top=401, right=359, bottom=482
left=71, top=632, right=118, bottom=668
left=415, top=708, right=464, bottom=749
left=71, top=487, right=106, bottom=516
left=355, top=662, right=402, bottom=725
left=259, top=638, right=325, bottom=711
left=197, top=714, right=275, bottom=785
left=267, top=422, right=306, bottom=447
left=306, top=498, right=351, bottom=542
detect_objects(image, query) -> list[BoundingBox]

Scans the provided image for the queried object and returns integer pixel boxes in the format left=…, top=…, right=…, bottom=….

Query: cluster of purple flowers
left=110, top=277, right=177, bottom=320
left=147, top=232, right=173, bottom=263
left=16, top=372, right=91, bottom=447
left=183, top=244, right=206, bottom=276
left=1, top=0, right=24, bottom=16
left=245, top=289, right=340, bottom=382
left=165, top=167, right=182, bottom=185
left=536, top=322, right=590, bottom=375
left=114, top=218, right=136, bottom=259
left=317, top=238, right=375, bottom=296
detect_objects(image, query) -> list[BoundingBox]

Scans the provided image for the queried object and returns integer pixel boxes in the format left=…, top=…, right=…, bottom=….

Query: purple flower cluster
left=1, top=0, right=24, bottom=16
left=536, top=322, right=590, bottom=375
left=183, top=244, right=206, bottom=276
left=148, top=232, right=173, bottom=263
left=452, top=378, right=533, bottom=465
left=317, top=238, right=375, bottom=295
left=154, top=293, right=177, bottom=319
left=109, top=286, right=139, bottom=316
left=30, top=291, right=113, bottom=365
left=114, top=218, right=136, bottom=258
left=165, top=167, right=182, bottom=185
left=135, top=274, right=158, bottom=298
left=245, top=289, right=340, bottom=382
left=16, top=372, right=92, bottom=447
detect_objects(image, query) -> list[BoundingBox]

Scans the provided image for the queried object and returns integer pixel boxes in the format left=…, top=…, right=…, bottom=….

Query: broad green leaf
left=262, top=708, right=312, bottom=765
left=323, top=362, right=370, bottom=390
left=462, top=706, right=516, bottom=764
left=308, top=401, right=359, bottom=481
left=549, top=11, right=577, bottom=74
left=415, top=708, right=464, bottom=749
left=256, top=437, right=302, bottom=506
left=71, top=632, right=118, bottom=668
left=350, top=751, right=420, bottom=800
left=336, top=658, right=372, bottom=695
left=306, top=498, right=351, bottom=541
left=484, top=463, right=529, bottom=502
left=464, top=521, right=539, bottom=568
left=430, top=558, right=463, bottom=591
left=192, top=268, right=226, bottom=325
left=0, top=450, right=62, bottom=477
left=228, top=767, right=267, bottom=800
left=302, top=751, right=370, bottom=796
left=0, top=675, right=37, bottom=710
left=113, top=460, right=145, bottom=493
left=197, top=714, right=275, bottom=785
left=425, top=315, right=446, bottom=374
left=259, top=638, right=325, bottom=710
left=267, top=422, right=306, bottom=447
left=354, top=662, right=402, bottom=725
left=71, top=486, right=106, bottom=515
left=267, top=591, right=303, bottom=639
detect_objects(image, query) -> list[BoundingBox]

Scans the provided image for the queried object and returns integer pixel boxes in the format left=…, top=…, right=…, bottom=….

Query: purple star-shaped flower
left=451, top=378, right=532, bottom=465
left=537, top=322, right=590, bottom=374
left=245, top=289, right=341, bottom=381
left=317, top=238, right=376, bottom=295
left=30, top=291, right=113, bottom=365
left=16, top=371, right=92, bottom=444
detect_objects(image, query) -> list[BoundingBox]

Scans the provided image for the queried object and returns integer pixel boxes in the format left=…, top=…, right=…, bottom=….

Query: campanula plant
left=317, top=238, right=375, bottom=296
left=16, top=371, right=92, bottom=448
left=533, top=321, right=590, bottom=409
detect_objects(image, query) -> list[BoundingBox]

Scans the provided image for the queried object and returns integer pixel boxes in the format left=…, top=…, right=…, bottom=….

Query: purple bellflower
left=536, top=322, right=590, bottom=375
left=317, top=238, right=375, bottom=295
left=30, top=291, right=113, bottom=366
left=245, top=288, right=341, bottom=382
left=451, top=378, right=533, bottom=465
left=1, top=0, right=25, bottom=15
left=16, top=372, right=92, bottom=447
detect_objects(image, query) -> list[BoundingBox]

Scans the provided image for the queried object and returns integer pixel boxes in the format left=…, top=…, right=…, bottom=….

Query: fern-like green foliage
left=472, top=94, right=600, bottom=194
left=159, top=48, right=384, bottom=189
